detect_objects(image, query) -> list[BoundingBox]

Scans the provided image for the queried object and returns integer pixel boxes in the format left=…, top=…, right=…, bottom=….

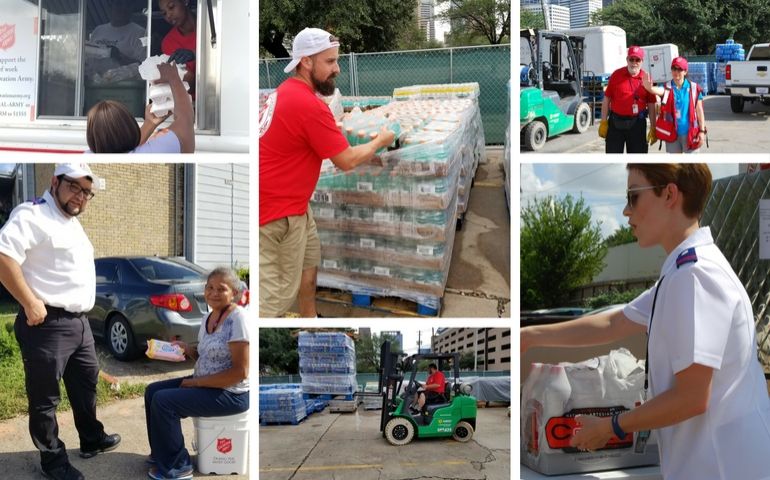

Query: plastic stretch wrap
left=520, top=349, right=659, bottom=475
left=299, top=332, right=357, bottom=395
left=312, top=89, right=486, bottom=307
left=259, top=385, right=307, bottom=424
left=319, top=88, right=344, bottom=121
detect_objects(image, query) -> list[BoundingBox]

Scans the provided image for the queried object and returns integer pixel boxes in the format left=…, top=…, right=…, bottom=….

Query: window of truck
left=0, top=0, right=220, bottom=133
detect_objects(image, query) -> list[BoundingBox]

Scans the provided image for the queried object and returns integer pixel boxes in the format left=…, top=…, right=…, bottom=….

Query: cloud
left=591, top=203, right=623, bottom=239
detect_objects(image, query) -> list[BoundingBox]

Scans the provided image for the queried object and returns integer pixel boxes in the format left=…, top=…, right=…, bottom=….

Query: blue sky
left=521, top=163, right=740, bottom=239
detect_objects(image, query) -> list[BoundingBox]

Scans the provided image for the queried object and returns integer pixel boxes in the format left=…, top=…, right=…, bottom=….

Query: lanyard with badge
left=629, top=77, right=640, bottom=116
left=636, top=275, right=665, bottom=453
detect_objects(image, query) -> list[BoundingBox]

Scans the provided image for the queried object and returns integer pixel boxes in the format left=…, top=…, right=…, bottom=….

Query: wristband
left=611, top=413, right=627, bottom=439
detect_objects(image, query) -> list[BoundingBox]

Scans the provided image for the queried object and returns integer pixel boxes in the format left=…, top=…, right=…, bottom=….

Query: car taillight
left=726, top=64, right=731, bottom=80
left=237, top=289, right=250, bottom=307
left=150, top=294, right=192, bottom=312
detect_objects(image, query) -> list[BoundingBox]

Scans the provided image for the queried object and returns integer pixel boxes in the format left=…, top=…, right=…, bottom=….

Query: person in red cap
left=599, top=46, right=658, bottom=153
left=642, top=56, right=707, bottom=153
left=259, top=28, right=395, bottom=318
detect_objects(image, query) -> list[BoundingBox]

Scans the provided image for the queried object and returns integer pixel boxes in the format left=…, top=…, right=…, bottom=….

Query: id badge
left=632, top=103, right=639, bottom=115
left=635, top=429, right=651, bottom=453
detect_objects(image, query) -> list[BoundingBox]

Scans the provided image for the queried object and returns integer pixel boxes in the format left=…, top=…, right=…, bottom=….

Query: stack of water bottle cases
left=299, top=331, right=358, bottom=397
left=311, top=83, right=486, bottom=312
left=259, top=384, right=307, bottom=425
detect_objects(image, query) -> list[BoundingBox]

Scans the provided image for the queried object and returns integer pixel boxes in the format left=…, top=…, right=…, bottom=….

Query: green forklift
left=521, top=29, right=592, bottom=151
left=377, top=341, right=477, bottom=446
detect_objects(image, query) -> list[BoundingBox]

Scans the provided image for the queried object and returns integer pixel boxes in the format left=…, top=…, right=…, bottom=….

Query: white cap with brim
left=54, top=163, right=97, bottom=182
left=283, top=27, right=340, bottom=73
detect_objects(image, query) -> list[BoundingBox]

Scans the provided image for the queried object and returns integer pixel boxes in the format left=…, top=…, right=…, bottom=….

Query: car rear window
left=129, top=258, right=204, bottom=281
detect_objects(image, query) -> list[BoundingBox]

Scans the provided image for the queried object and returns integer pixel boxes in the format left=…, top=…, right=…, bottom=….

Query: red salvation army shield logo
left=0, top=24, right=15, bottom=51
left=217, top=438, right=233, bottom=454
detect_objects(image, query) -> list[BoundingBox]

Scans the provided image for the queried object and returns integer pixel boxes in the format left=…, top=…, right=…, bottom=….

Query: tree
left=590, top=0, right=770, bottom=54
left=259, top=0, right=419, bottom=57
left=520, top=9, right=545, bottom=31
left=438, top=0, right=510, bottom=45
left=521, top=195, right=607, bottom=309
left=355, top=332, right=402, bottom=373
left=604, top=225, right=636, bottom=247
left=259, top=329, right=299, bottom=375
left=459, top=351, right=476, bottom=370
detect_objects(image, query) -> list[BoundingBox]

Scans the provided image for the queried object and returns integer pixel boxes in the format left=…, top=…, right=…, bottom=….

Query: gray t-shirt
left=193, top=305, right=250, bottom=394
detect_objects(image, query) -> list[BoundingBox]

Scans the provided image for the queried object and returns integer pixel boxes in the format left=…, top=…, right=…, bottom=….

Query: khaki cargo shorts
left=259, top=206, right=321, bottom=317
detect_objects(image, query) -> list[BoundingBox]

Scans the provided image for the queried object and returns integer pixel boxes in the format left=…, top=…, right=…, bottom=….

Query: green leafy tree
left=591, top=0, right=770, bottom=54
left=356, top=332, right=402, bottom=373
left=439, top=0, right=510, bottom=45
left=521, top=195, right=607, bottom=309
left=520, top=8, right=545, bottom=30
left=459, top=351, right=475, bottom=370
left=604, top=225, right=636, bottom=247
left=259, top=0, right=419, bottom=57
left=259, top=329, right=298, bottom=375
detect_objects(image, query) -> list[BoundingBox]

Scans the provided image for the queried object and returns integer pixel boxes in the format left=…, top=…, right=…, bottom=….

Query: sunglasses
left=671, top=67, right=685, bottom=72
left=626, top=185, right=667, bottom=210
left=627, top=57, right=642, bottom=63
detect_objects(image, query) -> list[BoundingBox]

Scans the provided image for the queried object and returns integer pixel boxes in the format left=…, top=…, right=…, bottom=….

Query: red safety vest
left=655, top=80, right=702, bottom=150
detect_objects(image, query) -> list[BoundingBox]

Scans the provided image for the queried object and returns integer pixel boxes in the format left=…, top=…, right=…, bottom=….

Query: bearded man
left=258, top=28, right=395, bottom=318
left=599, top=46, right=658, bottom=153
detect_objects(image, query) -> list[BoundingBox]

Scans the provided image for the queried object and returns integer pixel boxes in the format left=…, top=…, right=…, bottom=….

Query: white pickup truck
left=726, top=43, right=770, bottom=113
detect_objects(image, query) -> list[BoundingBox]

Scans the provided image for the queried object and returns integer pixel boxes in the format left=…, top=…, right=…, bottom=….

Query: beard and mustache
left=312, top=68, right=337, bottom=96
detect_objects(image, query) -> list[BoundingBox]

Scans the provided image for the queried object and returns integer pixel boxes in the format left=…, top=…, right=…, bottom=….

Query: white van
left=0, top=0, right=249, bottom=153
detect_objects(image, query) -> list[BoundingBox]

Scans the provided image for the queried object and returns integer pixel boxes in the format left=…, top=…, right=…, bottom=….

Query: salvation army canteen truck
left=0, top=0, right=249, bottom=153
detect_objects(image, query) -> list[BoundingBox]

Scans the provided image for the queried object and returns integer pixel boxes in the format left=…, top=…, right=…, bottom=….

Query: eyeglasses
left=626, top=185, right=667, bottom=210
left=627, top=57, right=642, bottom=63
left=61, top=176, right=95, bottom=200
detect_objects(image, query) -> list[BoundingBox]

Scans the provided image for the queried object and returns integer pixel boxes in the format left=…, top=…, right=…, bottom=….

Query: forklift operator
left=416, top=363, right=446, bottom=412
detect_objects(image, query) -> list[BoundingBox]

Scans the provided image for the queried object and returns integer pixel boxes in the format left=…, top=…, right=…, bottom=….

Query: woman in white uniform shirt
left=521, top=164, right=770, bottom=480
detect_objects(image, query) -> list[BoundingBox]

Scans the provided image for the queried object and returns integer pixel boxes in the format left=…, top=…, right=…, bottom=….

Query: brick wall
left=34, top=164, right=183, bottom=258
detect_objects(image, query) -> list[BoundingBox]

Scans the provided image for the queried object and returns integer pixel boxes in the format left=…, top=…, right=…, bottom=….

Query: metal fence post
left=264, top=60, right=272, bottom=89
left=449, top=47, right=453, bottom=84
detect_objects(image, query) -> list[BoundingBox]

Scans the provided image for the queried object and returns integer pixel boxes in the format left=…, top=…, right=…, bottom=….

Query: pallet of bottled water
left=312, top=85, right=486, bottom=312
left=259, top=385, right=307, bottom=425
left=299, top=332, right=358, bottom=396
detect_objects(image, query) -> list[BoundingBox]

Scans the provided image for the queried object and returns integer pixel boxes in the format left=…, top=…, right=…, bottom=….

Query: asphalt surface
left=312, top=147, right=511, bottom=318
left=522, top=95, right=770, bottom=154
left=259, top=406, right=511, bottom=480
left=0, top=344, right=249, bottom=480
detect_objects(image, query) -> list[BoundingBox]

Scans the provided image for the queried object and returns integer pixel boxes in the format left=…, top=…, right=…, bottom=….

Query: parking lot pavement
left=259, top=406, right=511, bottom=480
left=0, top=397, right=249, bottom=480
left=522, top=95, right=770, bottom=154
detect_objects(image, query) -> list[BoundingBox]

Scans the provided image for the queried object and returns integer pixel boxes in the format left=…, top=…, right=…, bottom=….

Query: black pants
left=606, top=115, right=648, bottom=154
left=14, top=308, right=106, bottom=470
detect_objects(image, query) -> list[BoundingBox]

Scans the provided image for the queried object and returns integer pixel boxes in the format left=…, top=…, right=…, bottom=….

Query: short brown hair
left=627, top=163, right=712, bottom=218
left=86, top=100, right=141, bottom=153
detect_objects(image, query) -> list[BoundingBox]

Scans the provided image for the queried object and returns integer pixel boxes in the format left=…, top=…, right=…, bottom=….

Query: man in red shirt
left=416, top=363, right=447, bottom=412
left=599, top=46, right=657, bottom=153
left=259, top=28, right=395, bottom=318
left=159, top=0, right=196, bottom=93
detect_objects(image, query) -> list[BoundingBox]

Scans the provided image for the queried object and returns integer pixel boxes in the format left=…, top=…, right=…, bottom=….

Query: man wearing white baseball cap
left=260, top=28, right=395, bottom=318
left=0, top=163, right=120, bottom=480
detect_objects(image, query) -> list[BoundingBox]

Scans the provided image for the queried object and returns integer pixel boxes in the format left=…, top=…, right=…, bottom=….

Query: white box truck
left=641, top=44, right=680, bottom=84
left=560, top=26, right=627, bottom=76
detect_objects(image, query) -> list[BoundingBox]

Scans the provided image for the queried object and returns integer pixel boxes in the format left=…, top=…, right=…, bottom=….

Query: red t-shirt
left=425, top=370, right=446, bottom=393
left=259, top=78, right=349, bottom=226
left=162, top=26, right=196, bottom=75
left=605, top=66, right=657, bottom=117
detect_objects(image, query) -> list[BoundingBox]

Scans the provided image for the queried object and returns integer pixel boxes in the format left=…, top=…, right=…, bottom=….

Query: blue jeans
left=144, top=377, right=249, bottom=475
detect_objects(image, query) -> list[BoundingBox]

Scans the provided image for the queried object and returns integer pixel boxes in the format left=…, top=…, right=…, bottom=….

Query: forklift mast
left=379, top=341, right=404, bottom=432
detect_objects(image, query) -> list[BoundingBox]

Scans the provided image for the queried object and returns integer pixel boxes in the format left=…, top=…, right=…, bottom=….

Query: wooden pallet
left=316, top=287, right=441, bottom=317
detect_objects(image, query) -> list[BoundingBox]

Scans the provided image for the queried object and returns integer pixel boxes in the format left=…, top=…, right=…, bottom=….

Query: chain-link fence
left=259, top=45, right=511, bottom=145
left=700, top=169, right=770, bottom=373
